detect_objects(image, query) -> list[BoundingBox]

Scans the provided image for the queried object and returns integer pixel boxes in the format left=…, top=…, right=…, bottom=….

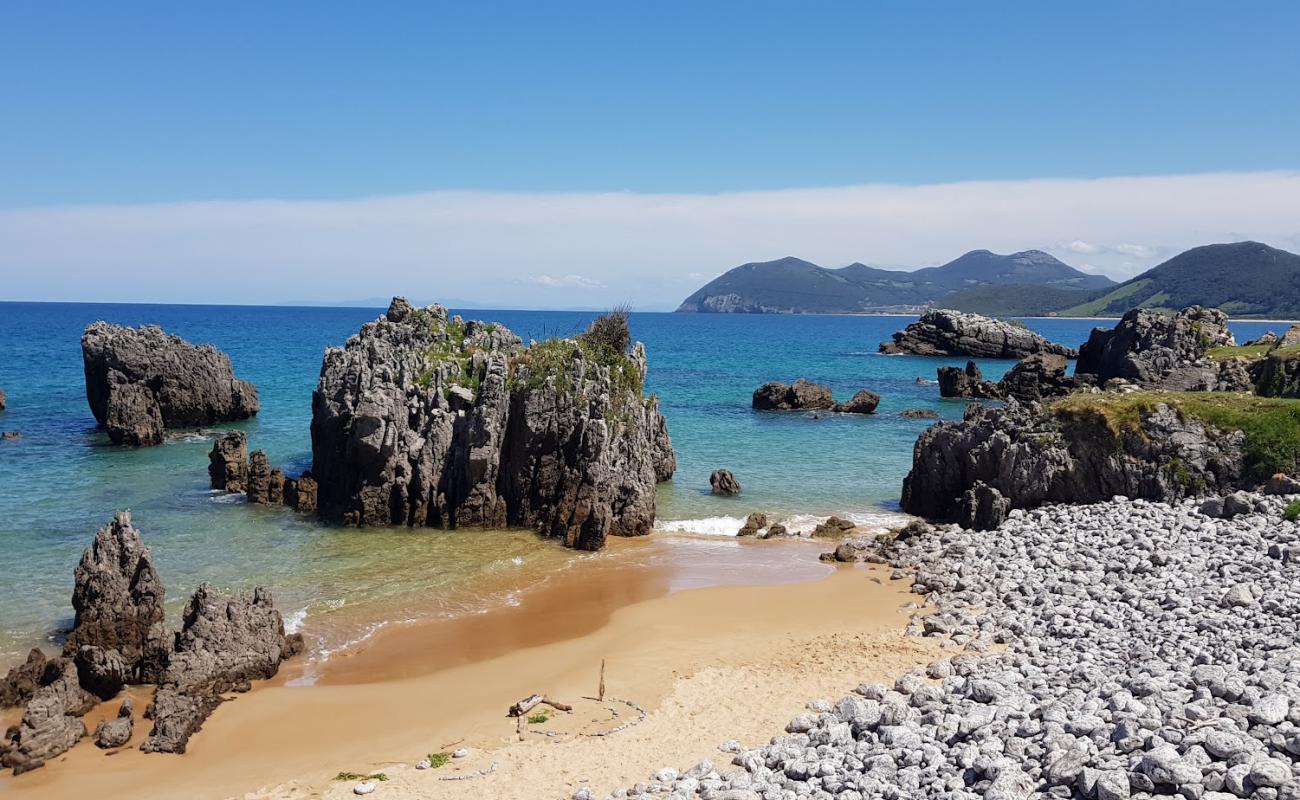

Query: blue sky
left=4, top=1, right=1299, bottom=206
left=2, top=2, right=1299, bottom=307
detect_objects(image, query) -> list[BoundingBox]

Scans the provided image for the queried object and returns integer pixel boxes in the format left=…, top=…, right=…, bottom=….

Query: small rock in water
left=709, top=468, right=742, bottom=496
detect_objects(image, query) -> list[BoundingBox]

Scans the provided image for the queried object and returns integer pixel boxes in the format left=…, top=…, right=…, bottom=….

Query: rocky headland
left=752, top=379, right=880, bottom=414
left=615, top=493, right=1300, bottom=799
left=881, top=309, right=1078, bottom=359
left=81, top=323, right=259, bottom=446
left=0, top=512, right=299, bottom=773
left=302, top=298, right=674, bottom=551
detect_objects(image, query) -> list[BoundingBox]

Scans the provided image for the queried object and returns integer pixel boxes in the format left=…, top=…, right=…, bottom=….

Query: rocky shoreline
left=607, top=493, right=1300, bottom=799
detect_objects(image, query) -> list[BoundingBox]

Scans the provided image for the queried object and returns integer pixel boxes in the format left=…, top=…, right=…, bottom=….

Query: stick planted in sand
left=598, top=658, right=606, bottom=701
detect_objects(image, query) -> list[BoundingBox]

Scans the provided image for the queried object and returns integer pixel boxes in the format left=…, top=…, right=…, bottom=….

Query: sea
left=0, top=302, right=1283, bottom=667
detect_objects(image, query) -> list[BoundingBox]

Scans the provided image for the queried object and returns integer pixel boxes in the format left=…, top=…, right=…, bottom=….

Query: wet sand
left=2, top=534, right=938, bottom=800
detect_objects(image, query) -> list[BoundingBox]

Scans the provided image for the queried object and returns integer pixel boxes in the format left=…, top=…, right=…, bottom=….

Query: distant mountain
left=1051, top=242, right=1300, bottom=318
left=675, top=250, right=1115, bottom=314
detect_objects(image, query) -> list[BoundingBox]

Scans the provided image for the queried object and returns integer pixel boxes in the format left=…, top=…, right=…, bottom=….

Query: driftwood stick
left=507, top=693, right=573, bottom=718
left=598, top=659, right=606, bottom=701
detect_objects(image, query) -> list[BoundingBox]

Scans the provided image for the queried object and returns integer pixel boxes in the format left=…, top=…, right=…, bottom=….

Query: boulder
left=284, top=473, right=318, bottom=513
left=82, top=322, right=259, bottom=446
left=752, top=378, right=834, bottom=411
left=0, top=649, right=57, bottom=709
left=1264, top=472, right=1300, bottom=495
left=956, top=482, right=1010, bottom=531
left=834, top=389, right=880, bottom=414
left=208, top=431, right=248, bottom=492
left=0, top=388, right=6, bottom=411
left=901, top=399, right=1248, bottom=521
left=309, top=299, right=675, bottom=550
left=880, top=310, right=1077, bottom=358
left=65, top=512, right=168, bottom=685
left=709, top=469, right=742, bottom=496
left=736, top=512, right=768, bottom=537
left=1, top=659, right=94, bottom=774
left=937, top=362, right=999, bottom=399
left=825, top=537, right=876, bottom=563
left=900, top=408, right=939, bottom=419
left=1075, top=306, right=1244, bottom=390
left=760, top=522, right=790, bottom=539
left=812, top=516, right=856, bottom=537
left=93, top=698, right=133, bottom=749
left=72, top=646, right=128, bottom=701
left=996, top=353, right=1081, bottom=402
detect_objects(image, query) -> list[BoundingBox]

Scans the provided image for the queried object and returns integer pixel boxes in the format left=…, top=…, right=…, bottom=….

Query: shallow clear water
left=0, top=302, right=1282, bottom=662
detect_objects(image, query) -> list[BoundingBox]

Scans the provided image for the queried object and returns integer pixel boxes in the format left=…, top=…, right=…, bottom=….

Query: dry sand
left=2, top=536, right=939, bottom=800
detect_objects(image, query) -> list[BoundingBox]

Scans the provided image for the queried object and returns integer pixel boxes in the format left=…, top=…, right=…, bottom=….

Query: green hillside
left=1055, top=242, right=1300, bottom=318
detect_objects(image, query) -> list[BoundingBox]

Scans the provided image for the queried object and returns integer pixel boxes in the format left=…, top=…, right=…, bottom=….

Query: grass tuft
left=335, top=772, right=388, bottom=782
left=426, top=752, right=451, bottom=768
left=1286, top=500, right=1300, bottom=522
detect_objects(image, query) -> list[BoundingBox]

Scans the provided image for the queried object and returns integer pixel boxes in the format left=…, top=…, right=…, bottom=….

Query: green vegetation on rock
left=1052, top=391, right=1300, bottom=479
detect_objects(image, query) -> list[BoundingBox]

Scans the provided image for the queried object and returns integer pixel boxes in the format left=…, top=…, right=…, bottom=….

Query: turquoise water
left=0, top=302, right=1282, bottom=662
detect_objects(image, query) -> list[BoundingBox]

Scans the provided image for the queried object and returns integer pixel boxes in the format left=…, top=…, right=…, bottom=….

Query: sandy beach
left=0, top=534, right=939, bottom=800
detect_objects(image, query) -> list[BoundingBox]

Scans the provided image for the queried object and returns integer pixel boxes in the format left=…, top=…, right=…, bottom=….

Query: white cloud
left=528, top=274, right=603, bottom=289
left=1062, top=240, right=1100, bottom=255
left=2, top=171, right=1298, bottom=309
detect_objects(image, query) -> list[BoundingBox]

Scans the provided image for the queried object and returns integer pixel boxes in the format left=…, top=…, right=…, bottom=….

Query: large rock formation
left=208, top=431, right=248, bottom=491
left=1, top=513, right=302, bottom=771
left=752, top=379, right=880, bottom=414
left=901, top=399, right=1248, bottom=521
left=82, top=322, right=259, bottom=446
left=1074, top=306, right=1249, bottom=390
left=308, top=298, right=675, bottom=550
left=880, top=310, right=1077, bottom=358
left=65, top=511, right=168, bottom=688
left=142, top=584, right=302, bottom=754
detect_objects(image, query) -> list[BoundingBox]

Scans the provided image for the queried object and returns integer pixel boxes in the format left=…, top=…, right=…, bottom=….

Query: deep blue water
left=0, top=302, right=1284, bottom=661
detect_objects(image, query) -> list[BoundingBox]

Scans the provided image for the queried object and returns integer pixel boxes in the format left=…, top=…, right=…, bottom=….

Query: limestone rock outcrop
left=65, top=511, right=167, bottom=686
left=141, top=583, right=302, bottom=754
left=82, top=322, right=259, bottom=445
left=207, top=432, right=318, bottom=513
left=1, top=659, right=95, bottom=774
left=1074, top=306, right=1248, bottom=390
left=0, top=649, right=55, bottom=709
left=901, top=399, right=1248, bottom=521
left=752, top=379, right=879, bottom=414
left=308, top=298, right=675, bottom=550
left=208, top=431, right=248, bottom=492
left=936, top=362, right=998, bottom=399
left=880, top=310, right=1077, bottom=358
left=709, top=468, right=741, bottom=496
left=1, top=513, right=303, bottom=771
